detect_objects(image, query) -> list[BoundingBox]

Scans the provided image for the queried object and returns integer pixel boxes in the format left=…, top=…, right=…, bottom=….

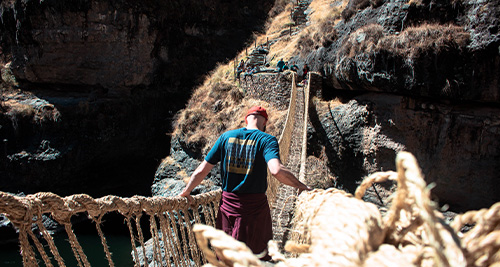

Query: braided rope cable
left=168, top=210, right=191, bottom=267
left=27, top=223, right=53, bottom=267
left=451, top=202, right=500, bottom=266
left=29, top=196, right=58, bottom=267
left=298, top=71, right=312, bottom=183
left=149, top=214, right=162, bottom=266
left=134, top=212, right=149, bottom=265
left=192, top=152, right=500, bottom=267
left=267, top=73, right=298, bottom=208
left=185, top=206, right=203, bottom=266
left=158, top=213, right=174, bottom=266
left=34, top=215, right=66, bottom=267
left=0, top=189, right=222, bottom=266
left=19, top=223, right=38, bottom=267
left=193, top=224, right=262, bottom=267
left=63, top=223, right=88, bottom=267
left=93, top=215, right=115, bottom=267
left=125, top=216, right=141, bottom=267
left=179, top=209, right=192, bottom=263
left=356, top=152, right=465, bottom=267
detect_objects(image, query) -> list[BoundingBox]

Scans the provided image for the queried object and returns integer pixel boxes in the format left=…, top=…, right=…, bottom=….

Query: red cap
left=245, top=106, right=268, bottom=123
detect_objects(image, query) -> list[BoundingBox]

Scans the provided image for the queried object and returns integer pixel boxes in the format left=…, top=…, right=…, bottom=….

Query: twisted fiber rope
left=193, top=224, right=262, bottom=267
left=281, top=188, right=385, bottom=266
left=125, top=217, right=141, bottom=267
left=192, top=152, right=500, bottom=267
left=0, top=189, right=222, bottom=266
left=298, top=72, right=312, bottom=183
left=267, top=73, right=298, bottom=208
left=355, top=152, right=465, bottom=267
left=451, top=202, right=500, bottom=266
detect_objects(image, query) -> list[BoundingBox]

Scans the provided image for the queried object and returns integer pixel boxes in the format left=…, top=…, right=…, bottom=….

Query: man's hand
left=178, top=191, right=194, bottom=205
left=298, top=185, right=313, bottom=195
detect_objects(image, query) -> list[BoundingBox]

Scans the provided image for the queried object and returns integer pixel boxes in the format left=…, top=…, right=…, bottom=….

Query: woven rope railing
left=298, top=72, right=312, bottom=183
left=192, top=151, right=500, bottom=267
left=266, top=72, right=299, bottom=208
left=269, top=72, right=308, bottom=252
left=0, top=189, right=221, bottom=267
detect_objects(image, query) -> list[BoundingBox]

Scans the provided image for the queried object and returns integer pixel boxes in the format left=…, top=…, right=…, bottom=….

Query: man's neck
left=246, top=124, right=259, bottom=130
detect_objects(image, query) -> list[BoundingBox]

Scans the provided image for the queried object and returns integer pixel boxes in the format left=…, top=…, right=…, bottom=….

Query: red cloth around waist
left=216, top=191, right=272, bottom=259
left=219, top=191, right=269, bottom=216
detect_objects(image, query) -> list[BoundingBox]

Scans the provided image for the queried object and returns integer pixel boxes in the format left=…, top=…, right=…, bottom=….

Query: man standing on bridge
left=178, top=106, right=311, bottom=260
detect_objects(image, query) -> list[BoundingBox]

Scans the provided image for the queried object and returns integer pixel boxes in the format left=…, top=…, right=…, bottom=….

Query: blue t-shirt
left=205, top=128, right=280, bottom=193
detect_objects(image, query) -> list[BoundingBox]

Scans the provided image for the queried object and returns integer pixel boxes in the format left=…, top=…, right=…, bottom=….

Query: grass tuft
left=339, top=23, right=470, bottom=59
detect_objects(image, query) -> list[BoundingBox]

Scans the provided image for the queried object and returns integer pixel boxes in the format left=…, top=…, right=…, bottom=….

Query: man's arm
left=178, top=160, right=215, bottom=201
left=267, top=158, right=311, bottom=193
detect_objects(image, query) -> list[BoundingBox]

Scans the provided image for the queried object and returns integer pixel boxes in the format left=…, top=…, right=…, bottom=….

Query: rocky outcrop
left=316, top=0, right=500, bottom=102
left=309, top=93, right=500, bottom=211
left=303, top=0, right=500, bottom=211
left=0, top=0, right=274, bottom=196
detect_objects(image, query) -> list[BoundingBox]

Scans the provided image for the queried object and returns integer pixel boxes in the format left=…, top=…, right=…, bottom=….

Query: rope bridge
left=195, top=152, right=500, bottom=267
left=0, top=72, right=311, bottom=266
left=2, top=72, right=500, bottom=267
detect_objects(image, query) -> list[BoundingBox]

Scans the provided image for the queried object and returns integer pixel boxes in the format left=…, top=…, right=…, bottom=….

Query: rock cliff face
left=304, top=0, right=500, bottom=211
left=0, top=0, right=273, bottom=196
left=150, top=0, right=499, bottom=212
left=2, top=0, right=498, bottom=212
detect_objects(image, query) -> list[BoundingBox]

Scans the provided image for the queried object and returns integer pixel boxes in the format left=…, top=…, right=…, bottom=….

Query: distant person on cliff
left=237, top=59, right=245, bottom=79
left=302, top=64, right=309, bottom=79
left=178, top=106, right=311, bottom=260
left=276, top=58, right=285, bottom=72
left=243, top=65, right=254, bottom=81
left=283, top=61, right=289, bottom=71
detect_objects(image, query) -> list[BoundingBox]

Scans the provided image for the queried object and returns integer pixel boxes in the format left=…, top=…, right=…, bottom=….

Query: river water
left=1, top=233, right=135, bottom=266
left=0, top=212, right=151, bottom=266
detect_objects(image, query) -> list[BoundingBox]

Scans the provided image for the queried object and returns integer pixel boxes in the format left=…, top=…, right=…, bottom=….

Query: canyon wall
left=0, top=0, right=273, bottom=196
left=303, top=0, right=500, bottom=211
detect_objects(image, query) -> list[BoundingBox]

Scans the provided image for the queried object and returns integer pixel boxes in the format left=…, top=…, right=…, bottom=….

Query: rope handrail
left=268, top=72, right=312, bottom=252
left=266, top=72, right=299, bottom=207
left=0, top=189, right=222, bottom=266
left=298, top=72, right=312, bottom=183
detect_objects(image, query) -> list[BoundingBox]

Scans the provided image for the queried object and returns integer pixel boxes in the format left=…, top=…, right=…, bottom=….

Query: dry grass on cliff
left=174, top=97, right=284, bottom=156
left=266, top=2, right=295, bottom=37
left=173, top=61, right=285, bottom=155
left=379, top=23, right=470, bottom=57
left=266, top=0, right=346, bottom=63
left=172, top=0, right=347, bottom=154
left=340, top=23, right=470, bottom=59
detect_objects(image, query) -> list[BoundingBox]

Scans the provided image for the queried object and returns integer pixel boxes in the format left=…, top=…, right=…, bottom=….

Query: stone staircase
left=245, top=45, right=270, bottom=67
left=291, top=0, right=311, bottom=26
left=244, top=0, right=311, bottom=68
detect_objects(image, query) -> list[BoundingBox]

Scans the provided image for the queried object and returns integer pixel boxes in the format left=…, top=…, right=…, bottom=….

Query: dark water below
left=0, top=212, right=151, bottom=266
left=0, top=233, right=135, bottom=266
